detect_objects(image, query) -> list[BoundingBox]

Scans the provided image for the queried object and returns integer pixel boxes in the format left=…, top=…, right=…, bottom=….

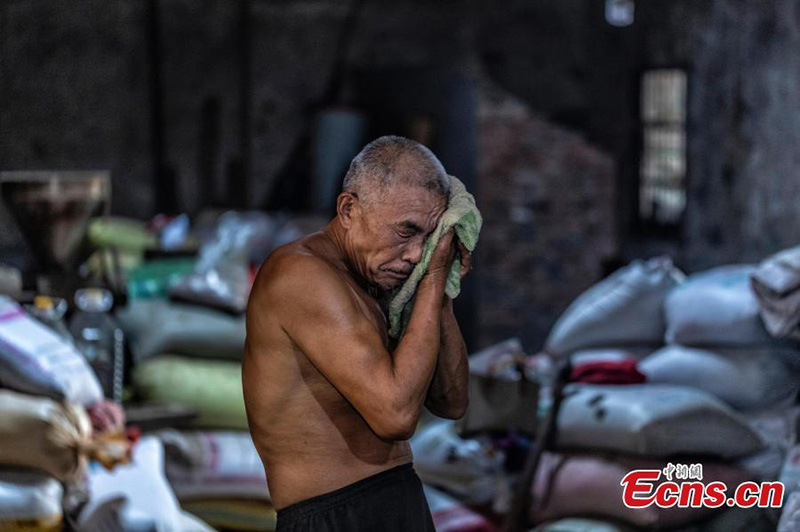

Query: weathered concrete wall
left=680, top=0, right=800, bottom=269
left=0, top=0, right=154, bottom=260
left=0, top=0, right=154, bottom=215
left=158, top=0, right=242, bottom=213
left=248, top=0, right=476, bottom=207
left=476, top=79, right=617, bottom=348
left=482, top=0, right=800, bottom=272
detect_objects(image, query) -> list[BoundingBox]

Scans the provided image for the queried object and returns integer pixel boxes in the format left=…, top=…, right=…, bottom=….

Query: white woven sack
left=546, top=257, right=684, bottom=356
left=640, top=345, right=800, bottom=410
left=556, top=384, right=763, bottom=458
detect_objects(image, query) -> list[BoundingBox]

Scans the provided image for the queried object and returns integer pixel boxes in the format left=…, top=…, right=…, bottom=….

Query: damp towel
left=388, top=176, right=482, bottom=338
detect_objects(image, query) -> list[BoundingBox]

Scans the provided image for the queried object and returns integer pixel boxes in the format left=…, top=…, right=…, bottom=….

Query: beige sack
left=0, top=390, right=127, bottom=482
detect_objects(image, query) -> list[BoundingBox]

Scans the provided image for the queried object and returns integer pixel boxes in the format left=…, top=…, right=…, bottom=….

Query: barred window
left=639, top=69, right=687, bottom=227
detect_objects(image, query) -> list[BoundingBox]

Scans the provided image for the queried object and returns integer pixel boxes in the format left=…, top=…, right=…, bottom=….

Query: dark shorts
left=275, top=463, right=436, bottom=532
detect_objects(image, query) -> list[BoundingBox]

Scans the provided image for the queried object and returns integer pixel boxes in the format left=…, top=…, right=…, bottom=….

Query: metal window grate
left=640, top=69, right=687, bottom=226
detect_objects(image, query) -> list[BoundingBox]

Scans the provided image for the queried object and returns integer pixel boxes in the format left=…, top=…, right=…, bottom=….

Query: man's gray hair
left=342, top=136, right=450, bottom=204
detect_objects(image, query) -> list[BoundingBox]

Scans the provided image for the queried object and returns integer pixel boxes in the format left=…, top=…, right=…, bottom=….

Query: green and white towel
left=388, top=176, right=482, bottom=338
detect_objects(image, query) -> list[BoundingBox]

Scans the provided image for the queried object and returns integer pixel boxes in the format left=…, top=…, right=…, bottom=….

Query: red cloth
left=570, top=360, right=646, bottom=385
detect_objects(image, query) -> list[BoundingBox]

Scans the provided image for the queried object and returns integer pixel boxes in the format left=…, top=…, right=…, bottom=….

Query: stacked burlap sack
left=0, top=296, right=131, bottom=531
left=117, top=299, right=275, bottom=531
left=536, top=256, right=800, bottom=531
left=110, top=212, right=326, bottom=531
left=748, top=245, right=800, bottom=531
left=77, top=436, right=216, bottom=531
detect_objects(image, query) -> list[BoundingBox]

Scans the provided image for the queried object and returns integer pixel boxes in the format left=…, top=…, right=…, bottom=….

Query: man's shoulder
left=251, top=239, right=348, bottom=309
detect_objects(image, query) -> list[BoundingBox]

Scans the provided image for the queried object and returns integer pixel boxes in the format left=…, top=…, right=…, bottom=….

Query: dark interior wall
left=613, top=0, right=800, bottom=270
left=248, top=0, right=476, bottom=208
left=679, top=0, right=800, bottom=269
left=4, top=0, right=800, bottom=338
left=5, top=0, right=800, bottom=263
left=476, top=80, right=617, bottom=348
left=1, top=0, right=479, bottom=217
left=477, top=0, right=638, bottom=256
left=480, top=0, right=800, bottom=271
left=0, top=0, right=639, bottom=224
left=1, top=1, right=154, bottom=208
left=0, top=0, right=154, bottom=254
left=249, top=1, right=350, bottom=208
left=159, top=0, right=243, bottom=213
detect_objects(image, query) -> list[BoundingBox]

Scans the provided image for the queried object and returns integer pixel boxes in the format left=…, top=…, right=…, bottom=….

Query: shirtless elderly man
left=242, top=135, right=470, bottom=531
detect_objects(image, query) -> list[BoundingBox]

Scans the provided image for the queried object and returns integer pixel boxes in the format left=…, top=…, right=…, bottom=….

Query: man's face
left=348, top=185, right=447, bottom=291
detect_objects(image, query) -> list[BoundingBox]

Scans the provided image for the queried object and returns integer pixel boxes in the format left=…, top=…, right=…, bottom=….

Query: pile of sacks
left=0, top=296, right=137, bottom=530
left=410, top=417, right=505, bottom=531
left=532, top=254, right=800, bottom=531
left=111, top=211, right=310, bottom=530
left=118, top=288, right=273, bottom=531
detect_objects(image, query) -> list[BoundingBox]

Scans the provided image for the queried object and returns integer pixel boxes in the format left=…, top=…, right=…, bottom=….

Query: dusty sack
left=569, top=347, right=655, bottom=366
left=0, top=390, right=93, bottom=482
left=410, top=419, right=504, bottom=505
left=555, top=384, right=763, bottom=458
left=0, top=469, right=63, bottom=532
left=664, top=265, right=777, bottom=347
left=640, top=345, right=800, bottom=411
left=458, top=338, right=539, bottom=436
left=751, top=244, right=800, bottom=340
left=117, top=299, right=245, bottom=361
left=158, top=430, right=269, bottom=501
left=0, top=296, right=102, bottom=406
left=530, top=453, right=751, bottom=529
left=545, top=257, right=684, bottom=356
left=532, top=518, right=633, bottom=532
left=133, top=355, right=248, bottom=430
left=738, top=406, right=800, bottom=480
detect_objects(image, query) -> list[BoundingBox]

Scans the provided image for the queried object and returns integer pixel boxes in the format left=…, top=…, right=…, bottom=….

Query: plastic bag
left=77, top=437, right=214, bottom=532
left=117, top=299, right=245, bottom=361
left=133, top=355, right=247, bottom=430
left=169, top=211, right=301, bottom=314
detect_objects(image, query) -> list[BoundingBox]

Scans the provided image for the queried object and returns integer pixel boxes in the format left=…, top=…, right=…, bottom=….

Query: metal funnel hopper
left=1, top=171, right=110, bottom=272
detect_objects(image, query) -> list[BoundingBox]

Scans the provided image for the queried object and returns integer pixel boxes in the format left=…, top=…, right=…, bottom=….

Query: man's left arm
left=424, top=239, right=471, bottom=419
left=424, top=297, right=469, bottom=419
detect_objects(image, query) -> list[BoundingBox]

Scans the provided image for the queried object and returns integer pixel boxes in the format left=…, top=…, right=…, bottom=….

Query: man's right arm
left=263, top=236, right=454, bottom=441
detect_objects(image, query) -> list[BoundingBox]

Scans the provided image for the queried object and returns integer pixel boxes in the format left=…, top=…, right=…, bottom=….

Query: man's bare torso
left=242, top=232, right=413, bottom=510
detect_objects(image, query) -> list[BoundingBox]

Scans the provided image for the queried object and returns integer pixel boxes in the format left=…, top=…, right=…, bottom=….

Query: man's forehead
left=381, top=190, right=446, bottom=223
